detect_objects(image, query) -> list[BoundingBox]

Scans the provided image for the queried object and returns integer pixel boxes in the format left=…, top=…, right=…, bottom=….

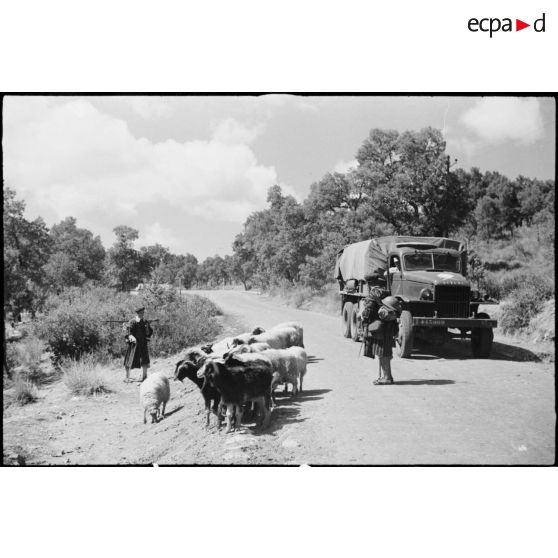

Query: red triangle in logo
left=516, top=19, right=530, bottom=31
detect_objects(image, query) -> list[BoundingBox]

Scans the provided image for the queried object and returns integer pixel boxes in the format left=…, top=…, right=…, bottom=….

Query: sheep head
left=146, top=404, right=159, bottom=423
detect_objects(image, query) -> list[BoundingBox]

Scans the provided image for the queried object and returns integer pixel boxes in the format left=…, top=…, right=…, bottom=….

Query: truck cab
left=336, top=237, right=497, bottom=358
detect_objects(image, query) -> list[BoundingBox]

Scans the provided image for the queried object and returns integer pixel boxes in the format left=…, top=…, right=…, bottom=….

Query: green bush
left=481, top=269, right=554, bottom=301
left=148, top=292, right=223, bottom=356
left=34, top=285, right=223, bottom=362
left=13, top=336, right=45, bottom=380
left=499, top=271, right=554, bottom=300
left=34, top=286, right=133, bottom=363
left=5, top=343, right=19, bottom=370
left=500, top=289, right=543, bottom=333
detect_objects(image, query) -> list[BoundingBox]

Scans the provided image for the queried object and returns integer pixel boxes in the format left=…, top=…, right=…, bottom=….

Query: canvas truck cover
left=334, top=236, right=465, bottom=282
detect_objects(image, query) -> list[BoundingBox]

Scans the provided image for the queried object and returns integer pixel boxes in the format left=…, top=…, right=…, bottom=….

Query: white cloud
left=121, top=97, right=173, bottom=119
left=460, top=98, right=544, bottom=144
left=334, top=159, right=358, bottom=174
left=259, top=94, right=319, bottom=113
left=211, top=117, right=264, bottom=144
left=141, top=222, right=179, bottom=250
left=3, top=97, right=279, bottom=228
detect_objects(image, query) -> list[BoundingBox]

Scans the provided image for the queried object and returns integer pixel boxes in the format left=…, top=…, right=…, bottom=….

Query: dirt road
left=195, top=289, right=555, bottom=465
left=3, top=290, right=555, bottom=465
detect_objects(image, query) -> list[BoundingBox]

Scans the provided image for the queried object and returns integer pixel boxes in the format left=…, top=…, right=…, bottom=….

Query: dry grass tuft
left=13, top=377, right=38, bottom=405
left=61, top=356, right=113, bottom=396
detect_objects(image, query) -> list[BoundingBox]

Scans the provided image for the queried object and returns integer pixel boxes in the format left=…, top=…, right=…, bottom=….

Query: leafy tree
left=105, top=226, right=142, bottom=291
left=197, top=255, right=230, bottom=287
left=45, top=216, right=106, bottom=288
left=230, top=237, right=257, bottom=289
left=355, top=127, right=470, bottom=236
left=43, top=252, right=84, bottom=290
left=154, top=253, right=199, bottom=288
left=474, top=172, right=523, bottom=240
left=232, top=186, right=312, bottom=288
left=177, top=253, right=199, bottom=288
left=517, top=177, right=554, bottom=226
left=139, top=243, right=172, bottom=279
left=3, top=187, right=53, bottom=315
left=3, top=187, right=52, bottom=376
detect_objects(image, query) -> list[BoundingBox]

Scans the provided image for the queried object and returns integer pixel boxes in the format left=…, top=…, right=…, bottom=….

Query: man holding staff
left=124, top=307, right=153, bottom=382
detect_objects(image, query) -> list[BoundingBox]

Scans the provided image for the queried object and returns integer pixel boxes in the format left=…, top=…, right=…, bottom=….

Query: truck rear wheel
left=396, top=310, right=414, bottom=358
left=471, top=312, right=494, bottom=358
left=350, top=305, right=360, bottom=342
left=342, top=301, right=353, bottom=338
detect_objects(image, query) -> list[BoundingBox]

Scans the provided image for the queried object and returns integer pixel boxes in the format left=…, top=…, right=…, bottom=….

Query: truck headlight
left=420, top=288, right=433, bottom=300
left=471, top=289, right=480, bottom=301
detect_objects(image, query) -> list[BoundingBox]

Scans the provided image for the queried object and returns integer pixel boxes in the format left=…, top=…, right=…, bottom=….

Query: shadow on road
left=409, top=339, right=543, bottom=363
left=265, top=406, right=307, bottom=435
left=298, top=388, right=331, bottom=399
left=164, top=405, right=184, bottom=418
left=394, top=379, right=455, bottom=386
left=265, top=389, right=332, bottom=435
left=490, top=341, right=543, bottom=362
left=307, top=355, right=324, bottom=364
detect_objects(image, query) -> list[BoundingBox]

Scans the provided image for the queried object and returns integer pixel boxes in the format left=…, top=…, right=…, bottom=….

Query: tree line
left=4, top=126, right=555, bottom=320
left=3, top=190, right=237, bottom=321
left=232, top=127, right=554, bottom=289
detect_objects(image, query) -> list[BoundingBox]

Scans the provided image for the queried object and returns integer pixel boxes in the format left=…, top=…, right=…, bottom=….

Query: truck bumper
left=412, top=317, right=497, bottom=329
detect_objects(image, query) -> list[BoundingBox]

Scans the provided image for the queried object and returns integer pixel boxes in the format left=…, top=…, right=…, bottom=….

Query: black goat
left=174, top=349, right=223, bottom=428
left=197, top=354, right=273, bottom=434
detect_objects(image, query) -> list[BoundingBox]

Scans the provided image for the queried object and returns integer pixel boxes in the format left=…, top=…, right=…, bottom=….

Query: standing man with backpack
left=359, top=275, right=402, bottom=385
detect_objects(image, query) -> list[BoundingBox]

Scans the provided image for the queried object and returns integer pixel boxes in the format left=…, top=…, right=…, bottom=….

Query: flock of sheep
left=139, top=322, right=307, bottom=433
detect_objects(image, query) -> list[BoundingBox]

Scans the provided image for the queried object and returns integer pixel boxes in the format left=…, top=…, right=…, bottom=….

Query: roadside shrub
left=13, top=335, right=45, bottom=381
left=13, top=376, right=38, bottom=405
left=35, top=286, right=134, bottom=362
left=499, top=271, right=554, bottom=300
left=34, top=285, right=223, bottom=362
left=499, top=289, right=544, bottom=333
left=5, top=343, right=19, bottom=370
left=481, top=269, right=554, bottom=301
left=528, top=299, right=555, bottom=343
left=148, top=293, right=223, bottom=356
left=60, top=356, right=112, bottom=396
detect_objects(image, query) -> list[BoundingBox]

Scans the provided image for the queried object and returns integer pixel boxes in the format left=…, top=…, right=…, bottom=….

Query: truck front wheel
left=396, top=310, right=414, bottom=358
left=342, top=301, right=353, bottom=338
left=471, top=312, right=494, bottom=358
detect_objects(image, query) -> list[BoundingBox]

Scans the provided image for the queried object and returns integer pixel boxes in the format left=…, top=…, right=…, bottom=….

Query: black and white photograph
left=3, top=94, right=555, bottom=465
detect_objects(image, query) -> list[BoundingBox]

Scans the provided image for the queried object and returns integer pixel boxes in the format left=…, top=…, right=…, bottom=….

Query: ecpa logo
left=468, top=13, right=546, bottom=37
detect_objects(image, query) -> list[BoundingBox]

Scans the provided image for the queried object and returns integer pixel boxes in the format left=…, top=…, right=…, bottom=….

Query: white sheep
left=273, top=322, right=304, bottom=347
left=139, top=372, right=171, bottom=424
left=247, top=325, right=302, bottom=349
left=237, top=347, right=307, bottom=398
left=228, top=342, right=271, bottom=356
left=267, top=346, right=307, bottom=397
left=248, top=322, right=304, bottom=348
left=231, top=332, right=253, bottom=346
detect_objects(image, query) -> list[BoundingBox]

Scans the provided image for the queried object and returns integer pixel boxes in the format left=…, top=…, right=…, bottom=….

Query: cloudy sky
left=3, top=95, right=555, bottom=260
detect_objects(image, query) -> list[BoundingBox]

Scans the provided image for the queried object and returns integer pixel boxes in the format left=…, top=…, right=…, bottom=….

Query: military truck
left=334, top=236, right=497, bottom=358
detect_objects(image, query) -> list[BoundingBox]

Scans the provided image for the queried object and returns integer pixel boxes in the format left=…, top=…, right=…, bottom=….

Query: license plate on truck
left=412, top=317, right=497, bottom=328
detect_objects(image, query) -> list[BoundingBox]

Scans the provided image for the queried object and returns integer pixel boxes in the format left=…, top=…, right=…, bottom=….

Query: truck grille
left=434, top=285, right=470, bottom=318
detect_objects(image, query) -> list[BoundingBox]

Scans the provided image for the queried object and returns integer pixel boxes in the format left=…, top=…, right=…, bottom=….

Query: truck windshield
left=404, top=253, right=460, bottom=272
